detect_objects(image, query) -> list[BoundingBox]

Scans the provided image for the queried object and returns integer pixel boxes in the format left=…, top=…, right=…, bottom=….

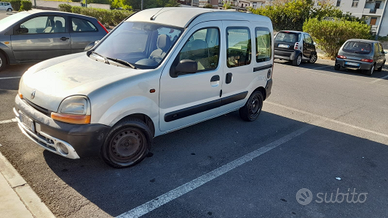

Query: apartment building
left=336, top=0, right=388, bottom=37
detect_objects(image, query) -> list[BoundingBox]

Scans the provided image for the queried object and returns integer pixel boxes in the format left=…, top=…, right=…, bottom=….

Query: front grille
left=24, top=99, right=52, bottom=117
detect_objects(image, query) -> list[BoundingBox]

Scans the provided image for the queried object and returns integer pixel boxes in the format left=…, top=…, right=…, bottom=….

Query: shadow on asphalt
left=275, top=59, right=388, bottom=80
left=42, top=110, right=388, bottom=217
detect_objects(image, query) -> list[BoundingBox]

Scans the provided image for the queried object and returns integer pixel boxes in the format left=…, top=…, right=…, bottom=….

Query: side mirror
left=170, top=59, right=197, bottom=78
left=84, top=40, right=100, bottom=51
left=16, top=28, right=28, bottom=34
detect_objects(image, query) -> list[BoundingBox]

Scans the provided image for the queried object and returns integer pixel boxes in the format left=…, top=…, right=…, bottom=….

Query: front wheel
left=309, top=53, right=317, bottom=64
left=101, top=118, right=153, bottom=168
left=239, top=91, right=264, bottom=122
left=0, top=52, right=8, bottom=72
left=293, top=54, right=302, bottom=66
left=7, top=8, right=12, bottom=12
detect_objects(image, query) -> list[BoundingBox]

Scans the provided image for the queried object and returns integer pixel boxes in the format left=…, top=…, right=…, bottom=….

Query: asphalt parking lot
left=1, top=58, right=388, bottom=218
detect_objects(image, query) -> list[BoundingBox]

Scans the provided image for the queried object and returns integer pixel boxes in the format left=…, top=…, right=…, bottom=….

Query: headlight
left=51, top=96, right=91, bottom=124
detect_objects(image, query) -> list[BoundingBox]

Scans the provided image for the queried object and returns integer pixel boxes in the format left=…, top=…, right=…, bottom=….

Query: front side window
left=177, top=28, right=220, bottom=71
left=303, top=34, right=313, bottom=44
left=255, top=27, right=271, bottom=62
left=93, top=22, right=183, bottom=69
left=71, top=17, right=97, bottom=32
left=18, top=16, right=66, bottom=34
left=227, top=27, right=251, bottom=68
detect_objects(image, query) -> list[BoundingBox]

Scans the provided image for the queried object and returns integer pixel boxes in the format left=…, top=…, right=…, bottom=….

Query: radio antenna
left=150, top=7, right=164, bottom=21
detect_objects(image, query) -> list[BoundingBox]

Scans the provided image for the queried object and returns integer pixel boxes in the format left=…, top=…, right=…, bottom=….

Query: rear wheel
left=334, top=62, right=341, bottom=71
left=293, top=54, right=302, bottom=66
left=377, top=61, right=385, bottom=71
left=0, top=52, right=8, bottom=72
left=101, top=118, right=152, bottom=168
left=6, top=8, right=12, bottom=12
left=239, top=91, right=263, bottom=122
left=366, top=64, right=375, bottom=76
left=309, top=53, right=317, bottom=64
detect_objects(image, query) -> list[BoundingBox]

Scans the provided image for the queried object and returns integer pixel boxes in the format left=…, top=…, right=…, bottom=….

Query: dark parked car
left=335, top=39, right=386, bottom=75
left=0, top=10, right=108, bottom=71
left=274, top=30, right=317, bottom=66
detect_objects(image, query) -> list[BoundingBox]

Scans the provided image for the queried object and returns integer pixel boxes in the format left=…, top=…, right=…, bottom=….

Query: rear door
left=11, top=15, right=71, bottom=62
left=69, top=16, right=106, bottom=53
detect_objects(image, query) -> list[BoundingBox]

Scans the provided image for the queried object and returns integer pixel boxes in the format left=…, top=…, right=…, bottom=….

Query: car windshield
left=93, top=21, right=183, bottom=69
left=0, top=12, right=29, bottom=32
left=342, top=41, right=372, bottom=54
left=275, top=32, right=300, bottom=43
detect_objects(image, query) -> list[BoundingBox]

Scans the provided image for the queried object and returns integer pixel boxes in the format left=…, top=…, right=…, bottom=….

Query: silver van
left=14, top=8, right=274, bottom=168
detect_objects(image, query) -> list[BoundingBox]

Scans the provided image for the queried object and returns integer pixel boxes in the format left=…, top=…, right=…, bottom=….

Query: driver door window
left=177, top=28, right=220, bottom=71
left=18, top=16, right=66, bottom=34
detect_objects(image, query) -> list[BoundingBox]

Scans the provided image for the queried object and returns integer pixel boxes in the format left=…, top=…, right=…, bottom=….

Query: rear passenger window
left=255, top=27, right=271, bottom=62
left=71, top=18, right=97, bottom=32
left=178, top=28, right=220, bottom=71
left=227, top=27, right=251, bottom=68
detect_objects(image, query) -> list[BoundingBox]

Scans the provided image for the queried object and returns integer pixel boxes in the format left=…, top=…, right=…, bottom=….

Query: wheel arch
left=0, top=49, right=10, bottom=65
left=117, top=113, right=155, bottom=137
left=253, top=86, right=267, bottom=101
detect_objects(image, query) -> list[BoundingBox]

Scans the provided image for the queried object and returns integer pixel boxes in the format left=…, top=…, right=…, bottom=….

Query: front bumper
left=14, top=95, right=110, bottom=159
left=335, top=58, right=372, bottom=71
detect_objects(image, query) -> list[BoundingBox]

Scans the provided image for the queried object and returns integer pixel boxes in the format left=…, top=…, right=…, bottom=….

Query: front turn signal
left=51, top=113, right=91, bottom=124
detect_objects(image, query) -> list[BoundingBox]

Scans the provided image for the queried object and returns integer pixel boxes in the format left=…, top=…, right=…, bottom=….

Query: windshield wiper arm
left=107, top=57, right=136, bottom=69
left=90, top=51, right=109, bottom=64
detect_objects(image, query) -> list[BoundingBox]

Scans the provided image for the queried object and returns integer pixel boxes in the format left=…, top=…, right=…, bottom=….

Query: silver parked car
left=0, top=10, right=108, bottom=71
left=0, top=2, right=13, bottom=11
left=335, top=39, right=386, bottom=75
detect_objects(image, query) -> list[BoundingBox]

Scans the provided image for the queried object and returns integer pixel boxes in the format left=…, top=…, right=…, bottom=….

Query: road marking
left=117, top=124, right=315, bottom=218
left=267, top=101, right=388, bottom=139
left=0, top=76, right=21, bottom=80
left=370, top=74, right=388, bottom=84
left=0, top=119, right=17, bottom=124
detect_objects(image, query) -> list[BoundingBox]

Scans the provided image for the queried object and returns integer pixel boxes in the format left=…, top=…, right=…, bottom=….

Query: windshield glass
left=342, top=41, right=372, bottom=54
left=93, top=21, right=183, bottom=69
left=275, top=32, right=300, bottom=43
left=0, top=12, right=29, bottom=32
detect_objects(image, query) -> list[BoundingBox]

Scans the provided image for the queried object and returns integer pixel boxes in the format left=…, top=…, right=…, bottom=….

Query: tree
left=303, top=18, right=371, bottom=59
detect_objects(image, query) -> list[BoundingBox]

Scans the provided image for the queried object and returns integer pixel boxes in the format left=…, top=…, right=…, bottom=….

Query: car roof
left=127, top=7, right=271, bottom=28
left=20, top=10, right=96, bottom=20
left=279, top=30, right=305, bottom=34
left=345, top=39, right=380, bottom=44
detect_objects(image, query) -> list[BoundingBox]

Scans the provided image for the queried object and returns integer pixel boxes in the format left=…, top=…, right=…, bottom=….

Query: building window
left=352, top=0, right=358, bottom=7
left=336, top=0, right=341, bottom=7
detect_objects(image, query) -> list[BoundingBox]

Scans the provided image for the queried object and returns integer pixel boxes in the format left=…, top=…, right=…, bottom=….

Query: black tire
left=239, top=91, right=264, bottom=122
left=334, top=63, right=340, bottom=71
left=292, top=54, right=302, bottom=66
left=7, top=8, right=12, bottom=12
left=101, top=118, right=153, bottom=168
left=365, top=64, right=375, bottom=76
left=377, top=61, right=385, bottom=72
left=309, top=53, right=317, bottom=64
left=0, top=52, right=8, bottom=72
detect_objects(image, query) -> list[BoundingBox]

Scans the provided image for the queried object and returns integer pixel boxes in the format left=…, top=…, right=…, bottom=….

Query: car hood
left=19, top=53, right=140, bottom=112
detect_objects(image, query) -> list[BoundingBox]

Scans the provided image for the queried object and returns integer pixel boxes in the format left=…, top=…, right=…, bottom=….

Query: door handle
left=210, top=75, right=220, bottom=82
left=226, top=73, right=232, bottom=84
left=60, top=37, right=69, bottom=41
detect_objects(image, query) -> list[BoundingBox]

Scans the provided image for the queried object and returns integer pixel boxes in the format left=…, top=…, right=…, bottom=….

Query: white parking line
left=117, top=124, right=316, bottom=218
left=267, top=101, right=388, bottom=139
left=0, top=76, right=21, bottom=80
left=370, top=74, right=388, bottom=84
left=0, top=119, right=17, bottom=124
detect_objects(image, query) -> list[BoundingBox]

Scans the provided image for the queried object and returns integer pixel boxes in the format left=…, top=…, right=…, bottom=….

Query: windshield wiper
left=90, top=51, right=109, bottom=64
left=107, top=57, right=136, bottom=69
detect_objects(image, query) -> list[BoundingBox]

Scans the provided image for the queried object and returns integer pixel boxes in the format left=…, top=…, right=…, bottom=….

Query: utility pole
left=141, top=0, right=143, bottom=10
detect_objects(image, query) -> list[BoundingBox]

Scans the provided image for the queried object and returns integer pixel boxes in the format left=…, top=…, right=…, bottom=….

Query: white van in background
left=14, top=7, right=274, bottom=168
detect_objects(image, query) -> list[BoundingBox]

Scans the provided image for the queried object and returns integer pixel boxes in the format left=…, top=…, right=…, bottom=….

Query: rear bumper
left=14, top=95, right=110, bottom=159
left=335, top=58, right=372, bottom=71
left=274, top=50, right=299, bottom=61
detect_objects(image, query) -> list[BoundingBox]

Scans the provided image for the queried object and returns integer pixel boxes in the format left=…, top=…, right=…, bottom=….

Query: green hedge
left=59, top=4, right=133, bottom=27
left=8, top=0, right=22, bottom=11
left=20, top=0, right=32, bottom=11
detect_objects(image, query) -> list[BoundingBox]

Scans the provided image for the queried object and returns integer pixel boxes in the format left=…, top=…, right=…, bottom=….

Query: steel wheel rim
left=310, top=54, right=317, bottom=63
left=248, top=95, right=262, bottom=119
left=109, top=128, right=146, bottom=164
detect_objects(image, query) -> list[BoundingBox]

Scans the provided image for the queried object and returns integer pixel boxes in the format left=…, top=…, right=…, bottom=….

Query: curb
left=0, top=152, right=56, bottom=218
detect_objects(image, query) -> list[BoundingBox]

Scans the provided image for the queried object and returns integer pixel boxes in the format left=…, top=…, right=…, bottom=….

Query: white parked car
left=14, top=7, right=274, bottom=168
left=0, top=2, right=13, bottom=11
